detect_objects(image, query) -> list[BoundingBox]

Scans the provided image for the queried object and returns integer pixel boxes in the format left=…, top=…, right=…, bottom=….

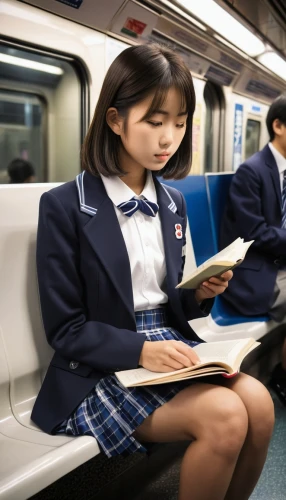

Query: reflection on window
left=0, top=44, right=83, bottom=183
left=245, top=119, right=260, bottom=159
left=0, top=91, right=45, bottom=183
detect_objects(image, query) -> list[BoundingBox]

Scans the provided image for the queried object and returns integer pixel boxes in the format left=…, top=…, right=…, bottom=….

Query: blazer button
left=274, top=259, right=280, bottom=266
left=69, top=361, right=79, bottom=370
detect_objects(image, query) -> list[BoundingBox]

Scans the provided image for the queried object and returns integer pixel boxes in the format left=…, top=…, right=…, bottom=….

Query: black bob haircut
left=266, top=94, right=286, bottom=141
left=81, top=43, right=196, bottom=180
left=7, top=158, right=35, bottom=183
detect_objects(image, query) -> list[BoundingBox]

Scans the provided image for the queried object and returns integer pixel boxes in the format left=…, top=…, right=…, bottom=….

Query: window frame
left=0, top=36, right=90, bottom=181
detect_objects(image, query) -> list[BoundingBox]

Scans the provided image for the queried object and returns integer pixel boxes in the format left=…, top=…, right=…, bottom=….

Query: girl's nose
left=159, top=130, right=173, bottom=148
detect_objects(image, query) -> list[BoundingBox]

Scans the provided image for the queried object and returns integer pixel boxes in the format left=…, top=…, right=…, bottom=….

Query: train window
left=0, top=42, right=88, bottom=183
left=203, top=81, right=225, bottom=173
left=245, top=119, right=261, bottom=159
left=0, top=90, right=45, bottom=183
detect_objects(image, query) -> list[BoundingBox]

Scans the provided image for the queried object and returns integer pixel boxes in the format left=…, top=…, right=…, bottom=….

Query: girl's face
left=111, top=87, right=188, bottom=175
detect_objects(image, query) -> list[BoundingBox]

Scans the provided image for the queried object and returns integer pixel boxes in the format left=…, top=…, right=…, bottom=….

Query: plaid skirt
left=57, top=308, right=200, bottom=457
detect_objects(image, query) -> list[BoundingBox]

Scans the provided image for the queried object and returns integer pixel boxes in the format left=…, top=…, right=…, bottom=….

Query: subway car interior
left=0, top=0, right=285, bottom=499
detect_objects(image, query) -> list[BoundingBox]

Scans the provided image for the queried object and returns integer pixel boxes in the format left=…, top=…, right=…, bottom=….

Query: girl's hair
left=82, top=43, right=196, bottom=179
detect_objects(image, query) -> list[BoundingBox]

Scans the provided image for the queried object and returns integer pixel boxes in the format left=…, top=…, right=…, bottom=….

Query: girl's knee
left=199, top=389, right=248, bottom=459
left=248, top=384, right=275, bottom=442
left=234, top=376, right=275, bottom=440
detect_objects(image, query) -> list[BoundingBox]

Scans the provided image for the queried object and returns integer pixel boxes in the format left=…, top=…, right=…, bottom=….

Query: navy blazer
left=32, top=171, right=209, bottom=434
left=220, top=144, right=286, bottom=316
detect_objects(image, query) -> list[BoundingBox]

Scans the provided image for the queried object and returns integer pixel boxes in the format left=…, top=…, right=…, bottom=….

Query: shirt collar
left=268, top=142, right=286, bottom=175
left=100, top=170, right=157, bottom=207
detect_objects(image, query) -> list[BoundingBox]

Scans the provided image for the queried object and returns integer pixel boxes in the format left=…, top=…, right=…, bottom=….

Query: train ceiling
left=222, top=0, right=286, bottom=57
left=9, top=0, right=286, bottom=102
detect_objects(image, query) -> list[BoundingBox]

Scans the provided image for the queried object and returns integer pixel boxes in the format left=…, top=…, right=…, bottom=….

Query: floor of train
left=133, top=388, right=286, bottom=500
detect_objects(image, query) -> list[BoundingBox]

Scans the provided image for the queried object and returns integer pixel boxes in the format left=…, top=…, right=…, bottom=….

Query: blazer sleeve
left=37, top=191, right=146, bottom=372
left=229, top=163, right=286, bottom=256
left=177, top=192, right=214, bottom=320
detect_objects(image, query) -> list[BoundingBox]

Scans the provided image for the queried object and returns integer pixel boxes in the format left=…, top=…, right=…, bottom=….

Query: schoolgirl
left=32, top=44, right=274, bottom=500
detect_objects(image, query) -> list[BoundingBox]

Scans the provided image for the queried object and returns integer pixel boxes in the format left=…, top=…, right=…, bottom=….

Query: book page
left=115, top=365, right=195, bottom=387
left=193, top=339, right=253, bottom=364
left=137, top=368, right=228, bottom=386
left=178, top=264, right=235, bottom=289
left=205, top=238, right=254, bottom=264
left=115, top=339, right=259, bottom=387
left=177, top=238, right=254, bottom=289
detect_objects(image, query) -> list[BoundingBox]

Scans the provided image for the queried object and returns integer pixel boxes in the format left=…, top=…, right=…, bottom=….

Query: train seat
left=205, top=173, right=270, bottom=326
left=0, top=185, right=100, bottom=500
left=163, top=175, right=281, bottom=342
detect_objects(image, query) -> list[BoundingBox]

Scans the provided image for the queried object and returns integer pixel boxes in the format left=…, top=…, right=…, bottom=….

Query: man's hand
left=195, top=270, right=233, bottom=303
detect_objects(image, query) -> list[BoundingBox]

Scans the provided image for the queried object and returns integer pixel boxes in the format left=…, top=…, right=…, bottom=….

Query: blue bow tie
left=117, top=197, right=159, bottom=217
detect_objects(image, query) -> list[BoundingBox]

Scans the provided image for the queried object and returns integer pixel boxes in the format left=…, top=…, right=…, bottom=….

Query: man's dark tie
left=117, top=197, right=159, bottom=217
left=282, top=171, right=286, bottom=229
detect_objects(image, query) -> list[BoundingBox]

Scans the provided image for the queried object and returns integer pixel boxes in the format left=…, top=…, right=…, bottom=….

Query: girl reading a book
left=32, top=44, right=274, bottom=500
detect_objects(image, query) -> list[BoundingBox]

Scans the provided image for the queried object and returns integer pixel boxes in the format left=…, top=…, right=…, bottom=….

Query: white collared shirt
left=268, top=142, right=286, bottom=192
left=101, top=171, right=168, bottom=311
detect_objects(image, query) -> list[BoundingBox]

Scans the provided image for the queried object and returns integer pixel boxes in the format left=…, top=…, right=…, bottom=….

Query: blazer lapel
left=77, top=171, right=135, bottom=321
left=154, top=178, right=183, bottom=296
left=265, top=145, right=282, bottom=212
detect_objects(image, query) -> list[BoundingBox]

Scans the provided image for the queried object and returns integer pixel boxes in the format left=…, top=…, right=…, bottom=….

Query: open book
left=177, top=237, right=254, bottom=289
left=115, top=338, right=260, bottom=387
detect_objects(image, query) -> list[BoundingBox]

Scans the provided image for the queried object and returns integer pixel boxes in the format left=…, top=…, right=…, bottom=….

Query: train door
left=203, top=81, right=225, bottom=172
left=0, top=40, right=88, bottom=183
left=244, top=114, right=262, bottom=160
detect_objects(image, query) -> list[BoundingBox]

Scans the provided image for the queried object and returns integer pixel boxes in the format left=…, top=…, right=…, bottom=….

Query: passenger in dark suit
left=221, top=95, right=286, bottom=405
left=32, top=44, right=274, bottom=499
left=7, top=158, right=35, bottom=183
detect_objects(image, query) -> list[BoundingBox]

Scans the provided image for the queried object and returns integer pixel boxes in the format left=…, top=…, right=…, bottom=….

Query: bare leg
left=281, top=338, right=286, bottom=370
left=133, top=383, right=248, bottom=500
left=223, top=374, right=275, bottom=500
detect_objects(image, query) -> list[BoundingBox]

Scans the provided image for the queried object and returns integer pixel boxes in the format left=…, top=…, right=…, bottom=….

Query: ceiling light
left=159, top=0, right=206, bottom=31
left=176, top=0, right=265, bottom=56
left=0, top=53, right=63, bottom=75
left=258, top=52, right=286, bottom=81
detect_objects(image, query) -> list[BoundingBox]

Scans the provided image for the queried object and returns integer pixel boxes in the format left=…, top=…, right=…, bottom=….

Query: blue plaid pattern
left=117, top=197, right=159, bottom=217
left=282, top=171, right=286, bottom=229
left=57, top=308, right=199, bottom=457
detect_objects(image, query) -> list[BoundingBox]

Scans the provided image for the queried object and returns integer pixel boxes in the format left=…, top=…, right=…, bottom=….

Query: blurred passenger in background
left=221, top=95, right=286, bottom=405
left=7, top=158, right=35, bottom=183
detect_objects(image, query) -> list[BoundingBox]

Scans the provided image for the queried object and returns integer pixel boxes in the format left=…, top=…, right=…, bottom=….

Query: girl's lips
left=155, top=153, right=170, bottom=160
left=155, top=155, right=170, bottom=161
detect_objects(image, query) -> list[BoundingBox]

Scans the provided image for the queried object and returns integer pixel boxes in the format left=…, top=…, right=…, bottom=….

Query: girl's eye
left=177, top=123, right=185, bottom=128
left=147, top=121, right=162, bottom=127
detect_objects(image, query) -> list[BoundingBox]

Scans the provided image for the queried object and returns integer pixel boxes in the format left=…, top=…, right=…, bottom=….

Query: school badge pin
left=175, top=223, right=182, bottom=239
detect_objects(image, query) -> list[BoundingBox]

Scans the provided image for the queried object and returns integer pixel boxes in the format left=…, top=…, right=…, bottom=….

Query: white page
left=193, top=338, right=253, bottom=365
left=206, top=238, right=254, bottom=264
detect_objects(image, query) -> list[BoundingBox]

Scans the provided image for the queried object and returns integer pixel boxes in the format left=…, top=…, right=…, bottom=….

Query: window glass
left=0, top=91, right=45, bottom=182
left=0, top=43, right=84, bottom=183
left=245, top=119, right=261, bottom=159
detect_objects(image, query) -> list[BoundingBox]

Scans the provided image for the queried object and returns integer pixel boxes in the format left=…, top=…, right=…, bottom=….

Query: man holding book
left=220, top=94, right=286, bottom=405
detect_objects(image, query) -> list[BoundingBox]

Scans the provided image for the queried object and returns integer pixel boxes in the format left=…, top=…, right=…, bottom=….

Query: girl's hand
left=195, top=270, right=233, bottom=303
left=138, top=340, right=200, bottom=372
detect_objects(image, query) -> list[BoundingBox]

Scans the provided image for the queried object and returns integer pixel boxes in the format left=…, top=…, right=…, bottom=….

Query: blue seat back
left=162, top=177, right=215, bottom=266
left=205, top=173, right=234, bottom=253
left=163, top=174, right=269, bottom=326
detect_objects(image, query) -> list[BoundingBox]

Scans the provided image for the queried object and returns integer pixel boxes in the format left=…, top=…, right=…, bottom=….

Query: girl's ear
left=106, top=107, right=124, bottom=136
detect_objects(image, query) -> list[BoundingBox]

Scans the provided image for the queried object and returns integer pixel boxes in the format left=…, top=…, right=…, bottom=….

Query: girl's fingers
left=167, top=357, right=186, bottom=370
left=220, top=270, right=233, bottom=280
left=167, top=350, right=192, bottom=368
left=175, top=342, right=200, bottom=365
